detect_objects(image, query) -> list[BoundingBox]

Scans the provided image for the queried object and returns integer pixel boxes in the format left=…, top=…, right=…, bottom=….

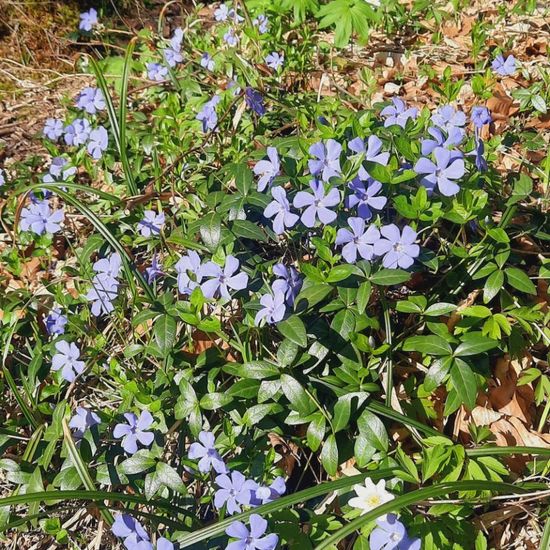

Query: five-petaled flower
left=373, top=224, right=420, bottom=270
left=369, top=514, right=421, bottom=550
left=20, top=200, right=64, bottom=235
left=43, top=118, right=64, bottom=141
left=200, top=52, right=215, bottom=71
left=245, top=88, right=266, bottom=116
left=113, top=411, right=155, bottom=455
left=111, top=514, right=152, bottom=550
left=349, top=478, right=395, bottom=516
left=420, top=126, right=464, bottom=156
left=87, top=126, right=109, bottom=159
left=346, top=178, right=387, bottom=220
left=145, top=255, right=163, bottom=284
left=348, top=135, right=389, bottom=180
left=336, top=217, right=380, bottom=264
left=254, top=147, right=280, bottom=192
left=138, top=210, right=165, bottom=237
left=265, top=52, right=284, bottom=71
left=255, top=284, right=287, bottom=326
left=76, top=87, right=105, bottom=115
left=273, top=264, right=302, bottom=306
left=414, top=147, right=465, bottom=196
left=200, top=255, right=249, bottom=299
left=293, top=180, right=340, bottom=227
left=175, top=250, right=203, bottom=295
left=214, top=471, right=257, bottom=515
left=263, top=186, right=299, bottom=235
left=225, top=514, right=279, bottom=550
left=308, top=139, right=342, bottom=182
left=79, top=8, right=98, bottom=32
left=380, top=97, right=418, bottom=128
left=147, top=62, right=168, bottom=82
left=69, top=407, right=100, bottom=438
left=251, top=477, right=286, bottom=505
left=492, top=54, right=516, bottom=76
left=188, top=431, right=228, bottom=474
left=45, top=307, right=68, bottom=336
left=51, top=340, right=85, bottom=382
left=224, top=28, right=238, bottom=47
left=430, top=105, right=466, bottom=132
left=197, top=95, right=221, bottom=132
left=253, top=14, right=269, bottom=34
left=471, top=106, right=492, bottom=129
left=64, top=118, right=91, bottom=146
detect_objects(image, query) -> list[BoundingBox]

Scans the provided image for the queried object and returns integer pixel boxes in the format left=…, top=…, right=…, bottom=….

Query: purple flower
left=308, top=139, right=342, bottom=182
left=228, top=80, right=241, bottom=96
left=380, top=97, right=418, bottom=128
left=263, top=187, right=299, bottom=235
left=175, top=250, right=203, bottom=295
left=76, top=87, right=105, bottom=115
left=85, top=275, right=119, bottom=316
left=64, top=118, right=91, bottom=146
left=163, top=30, right=184, bottom=68
left=113, top=411, right=154, bottom=455
left=188, top=431, right=228, bottom=474
left=293, top=180, right=340, bottom=227
left=369, top=514, right=421, bottom=550
left=253, top=14, right=269, bottom=34
left=200, top=255, right=249, bottom=299
left=87, top=126, right=108, bottom=159
left=471, top=106, right=491, bottom=129
left=45, top=307, right=68, bottom=336
left=225, top=514, right=278, bottom=550
left=93, top=253, right=122, bottom=279
left=79, top=8, right=98, bottom=32
left=157, top=539, right=174, bottom=550
left=224, top=28, right=238, bottom=47
left=492, top=54, right=516, bottom=76
left=245, top=88, right=266, bottom=116
left=273, top=264, right=302, bottom=306
left=147, top=62, right=168, bottom=82
left=214, top=471, right=257, bottom=515
left=43, top=118, right=64, bottom=141
left=374, top=224, right=420, bottom=269
left=138, top=210, right=165, bottom=237
left=336, top=218, right=380, bottom=264
left=468, top=137, right=488, bottom=172
left=254, top=147, right=280, bottom=192
left=348, top=135, right=390, bottom=180
left=20, top=200, right=64, bottom=235
left=251, top=477, right=286, bottom=505
left=43, top=157, right=76, bottom=184
left=197, top=95, right=220, bottom=132
left=431, top=105, right=466, bottom=131
left=265, top=52, right=284, bottom=71
left=200, top=52, right=215, bottom=71
left=414, top=147, right=465, bottom=196
left=214, top=4, right=230, bottom=21
left=420, top=126, right=465, bottom=156
left=111, top=514, right=152, bottom=550
left=346, top=178, right=387, bottom=220
left=255, top=284, right=287, bottom=325
left=145, top=255, right=163, bottom=284
left=51, top=340, right=85, bottom=382
left=69, top=407, right=100, bottom=438
left=0, top=169, right=5, bottom=186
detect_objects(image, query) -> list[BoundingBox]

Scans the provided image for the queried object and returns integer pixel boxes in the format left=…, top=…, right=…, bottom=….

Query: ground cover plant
left=1, top=0, right=550, bottom=548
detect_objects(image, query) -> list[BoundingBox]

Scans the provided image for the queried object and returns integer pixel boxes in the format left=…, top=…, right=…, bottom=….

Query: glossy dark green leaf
left=278, top=316, right=307, bottom=347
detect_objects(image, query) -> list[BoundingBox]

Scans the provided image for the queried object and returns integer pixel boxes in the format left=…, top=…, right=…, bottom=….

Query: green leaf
left=424, top=356, right=453, bottom=392
left=357, top=410, right=388, bottom=452
left=119, top=450, right=156, bottom=475
left=454, top=333, right=499, bottom=356
left=402, top=335, right=452, bottom=356
left=450, top=361, right=477, bottom=410
left=199, top=213, right=222, bottom=250
left=232, top=220, right=268, bottom=242
left=484, top=270, right=505, bottom=303
left=320, top=434, right=338, bottom=475
left=331, top=309, right=355, bottom=339
left=332, top=397, right=351, bottom=433
left=223, top=361, right=279, bottom=379
left=505, top=267, right=537, bottom=295
left=280, top=374, right=315, bottom=416
left=277, top=316, right=307, bottom=347
left=296, top=283, right=333, bottom=310
left=424, top=303, right=456, bottom=316
left=326, top=264, right=361, bottom=282
left=356, top=281, right=372, bottom=313
left=154, top=314, right=177, bottom=356
left=307, top=414, right=326, bottom=451
left=199, top=393, right=233, bottom=410
left=156, top=462, right=186, bottom=493
left=370, top=269, right=411, bottom=286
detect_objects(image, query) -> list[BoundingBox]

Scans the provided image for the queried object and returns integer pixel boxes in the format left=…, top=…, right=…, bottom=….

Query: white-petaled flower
left=348, top=478, right=394, bottom=515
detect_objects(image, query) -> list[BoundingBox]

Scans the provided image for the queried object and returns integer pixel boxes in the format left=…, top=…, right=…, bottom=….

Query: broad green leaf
left=320, top=434, right=338, bottom=475
left=357, top=410, right=388, bottom=452
left=484, top=270, right=504, bottom=303
left=280, top=374, right=315, bottom=416
left=505, top=267, right=537, bottom=295
left=454, top=333, right=499, bottom=356
left=402, top=335, right=452, bottom=356
left=278, top=316, right=307, bottom=347
left=370, top=269, right=411, bottom=286
left=154, top=314, right=177, bottom=356
left=449, top=361, right=477, bottom=410
left=119, top=451, right=156, bottom=475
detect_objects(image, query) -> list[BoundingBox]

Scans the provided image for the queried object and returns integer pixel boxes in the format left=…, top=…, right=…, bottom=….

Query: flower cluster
left=85, top=252, right=123, bottom=316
